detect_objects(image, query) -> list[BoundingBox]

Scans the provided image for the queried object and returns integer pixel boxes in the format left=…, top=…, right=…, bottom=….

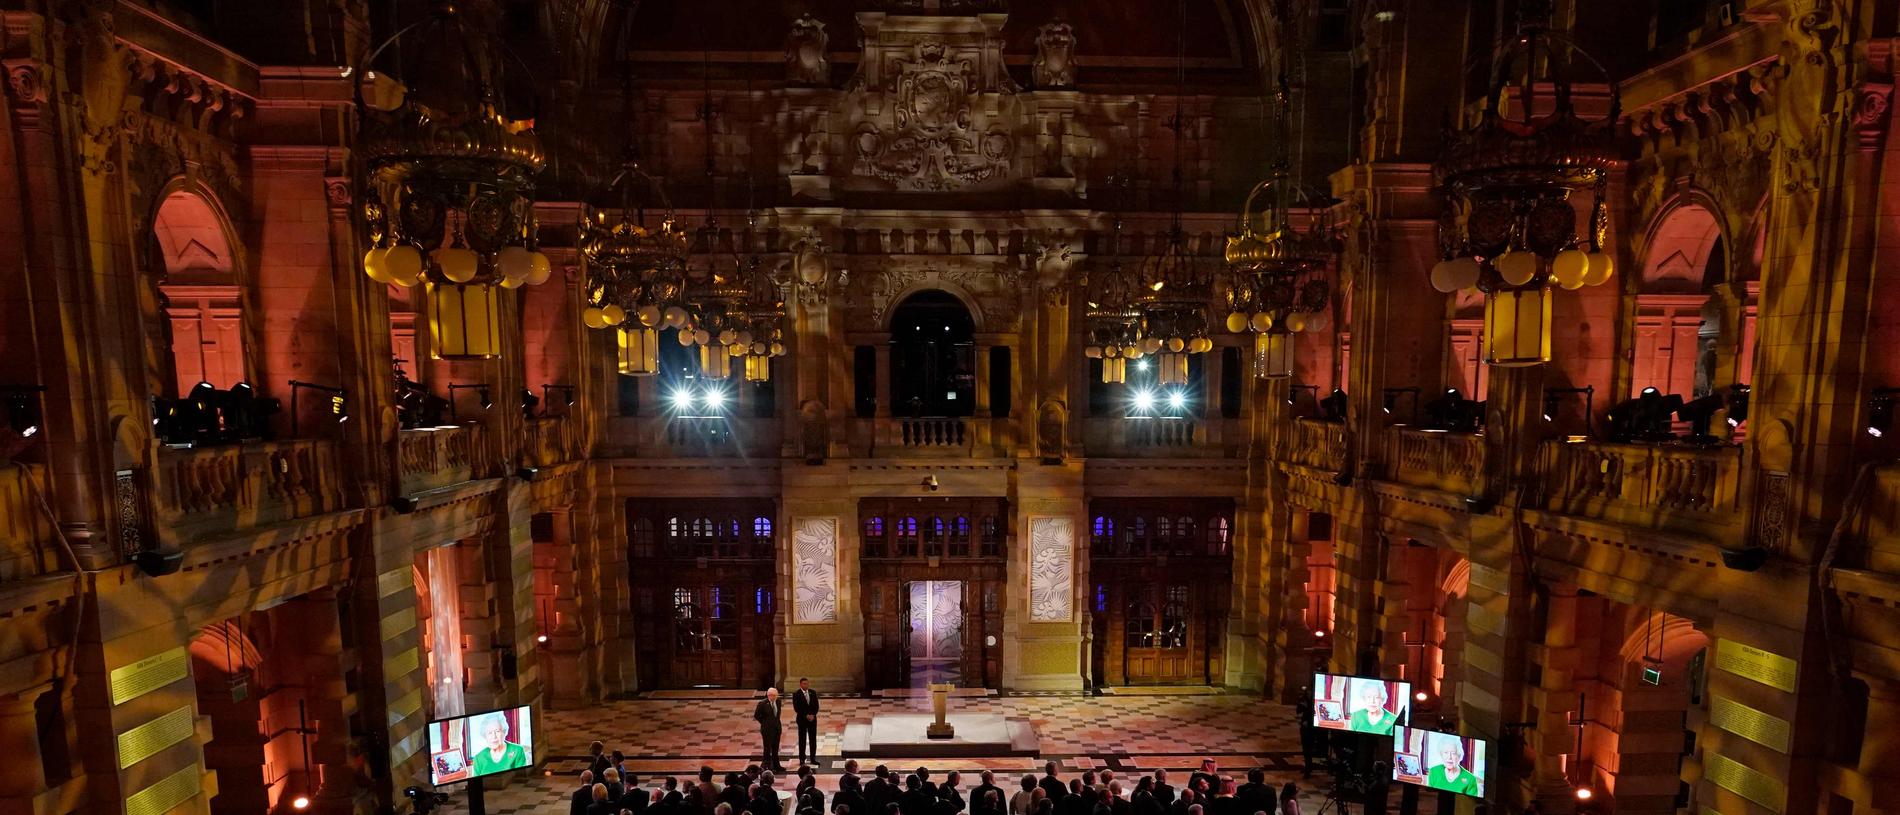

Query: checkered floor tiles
left=430, top=694, right=1437, bottom=815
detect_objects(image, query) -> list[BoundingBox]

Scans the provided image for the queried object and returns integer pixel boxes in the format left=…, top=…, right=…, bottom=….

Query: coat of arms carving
left=853, top=42, right=1015, bottom=191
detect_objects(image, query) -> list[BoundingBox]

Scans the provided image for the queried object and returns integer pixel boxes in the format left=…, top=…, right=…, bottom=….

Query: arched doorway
left=1634, top=203, right=1728, bottom=401
left=889, top=291, right=976, bottom=418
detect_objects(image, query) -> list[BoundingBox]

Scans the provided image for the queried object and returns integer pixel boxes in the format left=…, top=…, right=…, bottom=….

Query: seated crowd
left=572, top=751, right=1308, bottom=815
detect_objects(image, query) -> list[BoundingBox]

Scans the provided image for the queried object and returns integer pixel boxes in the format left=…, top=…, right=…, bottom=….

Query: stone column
left=974, top=344, right=992, bottom=418
left=1529, top=584, right=1582, bottom=806
left=1006, top=467, right=1086, bottom=691
left=780, top=470, right=864, bottom=693
left=0, top=687, right=47, bottom=800
left=874, top=344, right=893, bottom=418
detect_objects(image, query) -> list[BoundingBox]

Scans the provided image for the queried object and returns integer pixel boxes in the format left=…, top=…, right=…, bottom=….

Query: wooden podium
left=926, top=683, right=956, bottom=739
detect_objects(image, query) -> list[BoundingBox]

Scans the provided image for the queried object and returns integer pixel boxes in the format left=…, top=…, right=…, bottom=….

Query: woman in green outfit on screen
left=1424, top=733, right=1480, bottom=797
left=1346, top=679, right=1397, bottom=735
left=470, top=712, right=529, bottom=775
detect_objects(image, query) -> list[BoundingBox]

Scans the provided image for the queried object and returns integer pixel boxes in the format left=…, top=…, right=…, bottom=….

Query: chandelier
left=1224, top=167, right=1337, bottom=379
left=673, top=218, right=787, bottom=383
left=1082, top=251, right=1146, bottom=385
left=578, top=159, right=692, bottom=377
left=356, top=0, right=551, bottom=361
left=1429, top=4, right=1619, bottom=367
left=1135, top=229, right=1216, bottom=386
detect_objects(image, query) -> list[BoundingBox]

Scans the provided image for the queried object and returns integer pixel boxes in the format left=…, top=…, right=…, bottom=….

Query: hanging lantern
left=617, top=327, right=659, bottom=376
left=744, top=354, right=771, bottom=383
left=700, top=344, right=731, bottom=380
left=1102, top=355, right=1127, bottom=385
left=1254, top=331, right=1296, bottom=379
left=355, top=1, right=549, bottom=362
left=1157, top=352, right=1190, bottom=386
left=428, top=281, right=502, bottom=360
left=1431, top=5, right=1619, bottom=368
left=1482, top=285, right=1551, bottom=366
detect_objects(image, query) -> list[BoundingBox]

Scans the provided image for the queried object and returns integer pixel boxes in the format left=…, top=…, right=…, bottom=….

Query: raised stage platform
left=840, top=713, right=1041, bottom=757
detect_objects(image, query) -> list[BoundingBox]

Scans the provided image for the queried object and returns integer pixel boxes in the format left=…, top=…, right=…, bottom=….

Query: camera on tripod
left=405, top=785, right=450, bottom=815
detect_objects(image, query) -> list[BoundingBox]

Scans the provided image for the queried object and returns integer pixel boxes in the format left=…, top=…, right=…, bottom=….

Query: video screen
left=427, top=705, right=534, bottom=785
left=1391, top=727, right=1486, bottom=798
left=1312, top=673, right=1409, bottom=735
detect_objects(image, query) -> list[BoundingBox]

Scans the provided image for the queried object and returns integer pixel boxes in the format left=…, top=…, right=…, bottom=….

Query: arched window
left=888, top=291, right=977, bottom=417
left=863, top=516, right=887, bottom=558
left=753, top=517, right=773, bottom=538
left=949, top=516, right=971, bottom=557
left=1160, top=586, right=1190, bottom=648
left=925, top=516, right=947, bottom=557
left=752, top=516, right=774, bottom=558
left=1092, top=516, right=1115, bottom=552
left=896, top=517, right=920, bottom=557
left=1176, top=517, right=1197, bottom=554
left=1635, top=204, right=1749, bottom=404
left=979, top=516, right=1002, bottom=558
left=1126, top=517, right=1147, bottom=556
left=1157, top=517, right=1174, bottom=550
left=1126, top=595, right=1158, bottom=647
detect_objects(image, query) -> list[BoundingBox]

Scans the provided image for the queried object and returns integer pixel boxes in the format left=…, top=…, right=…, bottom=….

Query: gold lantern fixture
left=578, top=159, right=692, bottom=377
left=1223, top=167, right=1337, bottom=380
left=676, top=228, right=787, bottom=384
left=355, top=0, right=551, bottom=361
left=1429, top=4, right=1619, bottom=368
left=1135, top=229, right=1215, bottom=387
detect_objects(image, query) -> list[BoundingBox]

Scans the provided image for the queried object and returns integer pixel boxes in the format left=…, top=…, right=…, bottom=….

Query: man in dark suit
left=571, top=771, right=596, bottom=815
left=1038, top=763, right=1067, bottom=803
left=1151, top=771, right=1175, bottom=810
left=756, top=687, right=786, bottom=772
left=971, top=770, right=1005, bottom=815
left=1234, top=769, right=1270, bottom=815
left=1188, top=762, right=1219, bottom=800
left=793, top=677, right=821, bottom=766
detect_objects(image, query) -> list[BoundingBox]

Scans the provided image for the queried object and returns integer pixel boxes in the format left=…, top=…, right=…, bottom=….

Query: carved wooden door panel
left=1121, top=585, right=1196, bottom=684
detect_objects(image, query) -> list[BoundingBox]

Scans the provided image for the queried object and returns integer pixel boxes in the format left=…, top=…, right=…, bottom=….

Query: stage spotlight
left=1136, top=359, right=1151, bottom=372
left=671, top=389, right=697, bottom=411
left=1414, top=690, right=1429, bottom=703
left=1422, top=388, right=1485, bottom=433
left=477, top=386, right=493, bottom=410
left=1574, top=788, right=1594, bottom=801
left=1608, top=387, right=1683, bottom=443
left=4, top=388, right=43, bottom=438
left=703, top=388, right=727, bottom=411
left=1319, top=389, right=1348, bottom=422
left=292, top=796, right=311, bottom=811
left=1869, top=388, right=1899, bottom=437
left=1167, top=391, right=1187, bottom=410
left=1131, top=389, right=1156, bottom=412
left=521, top=388, right=541, bottom=419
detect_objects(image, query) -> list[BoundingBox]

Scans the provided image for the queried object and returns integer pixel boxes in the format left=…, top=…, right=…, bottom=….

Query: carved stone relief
left=852, top=42, right=1016, bottom=191
left=1028, top=516, right=1074, bottom=622
left=786, top=15, right=831, bottom=86
left=1032, top=22, right=1076, bottom=89
left=792, top=517, right=839, bottom=624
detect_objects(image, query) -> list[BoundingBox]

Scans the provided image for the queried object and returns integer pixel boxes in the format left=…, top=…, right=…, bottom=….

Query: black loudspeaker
left=133, top=549, right=185, bottom=577
left=1721, top=547, right=1769, bottom=572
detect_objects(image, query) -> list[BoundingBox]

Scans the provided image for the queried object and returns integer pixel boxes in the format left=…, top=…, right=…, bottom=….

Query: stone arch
left=1639, top=197, right=1726, bottom=294
left=148, top=181, right=252, bottom=395
left=881, top=280, right=987, bottom=334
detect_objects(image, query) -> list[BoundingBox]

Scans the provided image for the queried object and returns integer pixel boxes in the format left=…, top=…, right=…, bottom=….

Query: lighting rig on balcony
left=156, top=382, right=283, bottom=446
left=1286, top=383, right=1319, bottom=409
left=1428, top=0, right=1620, bottom=367
left=393, top=364, right=448, bottom=430
left=1542, top=385, right=1595, bottom=438
left=445, top=382, right=491, bottom=422
left=1318, top=389, right=1348, bottom=422
left=1677, top=384, right=1750, bottom=445
left=541, top=384, right=577, bottom=414
left=1, top=384, right=45, bottom=442
left=1380, top=387, right=1421, bottom=425
left=355, top=0, right=553, bottom=361
left=1421, top=388, right=1485, bottom=434
left=285, top=380, right=343, bottom=438
left=1606, top=387, right=1683, bottom=443
left=1224, top=72, right=1338, bottom=380
left=1868, top=387, right=1900, bottom=438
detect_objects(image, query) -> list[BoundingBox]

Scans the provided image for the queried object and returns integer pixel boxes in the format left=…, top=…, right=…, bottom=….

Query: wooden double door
left=863, top=566, right=1004, bottom=690
left=627, top=499, right=778, bottom=689
left=1090, top=574, right=1228, bottom=685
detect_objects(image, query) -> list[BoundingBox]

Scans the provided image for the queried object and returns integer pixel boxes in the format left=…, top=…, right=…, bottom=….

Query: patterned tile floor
left=432, top=694, right=1438, bottom=815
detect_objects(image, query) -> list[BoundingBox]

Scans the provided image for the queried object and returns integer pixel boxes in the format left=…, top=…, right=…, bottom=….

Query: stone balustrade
left=155, top=439, right=348, bottom=543
left=0, top=463, right=59, bottom=580
left=1288, top=418, right=1347, bottom=472
left=1539, top=439, right=1743, bottom=540
left=397, top=425, right=487, bottom=495
left=523, top=417, right=572, bottom=467
left=1379, top=427, right=1486, bottom=495
left=1122, top=417, right=1199, bottom=448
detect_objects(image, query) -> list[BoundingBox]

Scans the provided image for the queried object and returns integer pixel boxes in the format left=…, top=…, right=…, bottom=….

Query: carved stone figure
left=786, top=15, right=831, bottom=86
left=1037, top=400, right=1066, bottom=461
left=1032, top=22, right=1077, bottom=89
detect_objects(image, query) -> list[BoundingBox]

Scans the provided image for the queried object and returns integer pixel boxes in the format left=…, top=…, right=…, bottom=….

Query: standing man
left=793, top=677, right=821, bottom=766
left=756, top=687, right=786, bottom=772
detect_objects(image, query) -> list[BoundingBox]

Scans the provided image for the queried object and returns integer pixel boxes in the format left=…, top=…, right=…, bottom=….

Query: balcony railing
left=523, top=417, right=573, bottom=467
left=155, top=439, right=349, bottom=543
left=1380, top=427, right=1485, bottom=495
left=1288, top=418, right=1347, bottom=472
left=850, top=416, right=1003, bottom=457
left=1539, top=439, right=1743, bottom=539
left=0, top=463, right=60, bottom=580
left=1078, top=416, right=1237, bottom=457
left=397, top=425, right=488, bottom=495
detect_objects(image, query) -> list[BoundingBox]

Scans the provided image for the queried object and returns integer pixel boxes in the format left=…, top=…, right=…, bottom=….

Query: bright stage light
left=1167, top=391, right=1186, bottom=410
left=703, top=389, right=726, bottom=410
left=1132, top=389, right=1156, bottom=412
